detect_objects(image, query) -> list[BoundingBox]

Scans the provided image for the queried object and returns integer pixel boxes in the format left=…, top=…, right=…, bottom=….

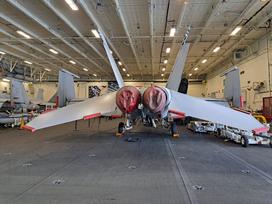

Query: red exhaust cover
left=143, top=86, right=167, bottom=113
left=116, top=86, right=141, bottom=114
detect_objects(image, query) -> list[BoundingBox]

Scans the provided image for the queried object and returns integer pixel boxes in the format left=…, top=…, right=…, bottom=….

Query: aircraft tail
left=223, top=67, right=241, bottom=108
left=10, top=79, right=29, bottom=106
left=57, top=69, right=79, bottom=107
left=35, top=88, right=44, bottom=101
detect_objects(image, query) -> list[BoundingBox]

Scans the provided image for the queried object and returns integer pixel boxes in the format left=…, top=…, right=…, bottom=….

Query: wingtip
left=23, top=125, right=36, bottom=133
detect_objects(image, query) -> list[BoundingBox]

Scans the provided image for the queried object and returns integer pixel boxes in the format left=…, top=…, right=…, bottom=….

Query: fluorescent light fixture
left=65, top=0, right=79, bottom=10
left=230, top=26, right=242, bottom=36
left=91, top=29, right=100, bottom=38
left=122, top=68, right=126, bottom=72
left=2, top=78, right=10, bottom=82
left=166, top=47, right=171, bottom=53
left=83, top=68, right=88, bottom=72
left=161, top=73, right=164, bottom=77
left=49, top=49, right=58, bottom=54
left=213, top=46, right=221, bottom=53
left=45, top=68, right=51, bottom=72
left=127, top=73, right=130, bottom=77
left=118, top=61, right=122, bottom=66
left=24, top=60, right=32, bottom=65
left=164, top=59, right=168, bottom=64
left=0, top=51, right=6, bottom=55
left=69, top=60, right=76, bottom=64
left=162, top=67, right=166, bottom=72
left=202, top=59, right=207, bottom=64
left=16, top=30, right=31, bottom=39
left=169, top=27, right=176, bottom=37
left=93, top=73, right=97, bottom=77
left=194, top=67, right=199, bottom=71
left=189, top=73, right=192, bottom=76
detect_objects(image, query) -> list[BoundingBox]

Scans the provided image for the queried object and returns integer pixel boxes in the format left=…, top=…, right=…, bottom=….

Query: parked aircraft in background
left=23, top=30, right=265, bottom=136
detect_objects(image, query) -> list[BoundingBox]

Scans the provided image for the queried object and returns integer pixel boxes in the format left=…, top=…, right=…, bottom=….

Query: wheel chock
left=172, top=133, right=180, bottom=138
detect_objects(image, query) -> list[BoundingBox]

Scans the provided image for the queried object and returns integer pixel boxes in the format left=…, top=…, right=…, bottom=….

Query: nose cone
left=143, top=86, right=167, bottom=113
left=116, top=86, right=141, bottom=114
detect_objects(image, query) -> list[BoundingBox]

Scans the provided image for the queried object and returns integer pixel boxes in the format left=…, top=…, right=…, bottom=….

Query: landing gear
left=170, top=122, right=179, bottom=138
left=241, top=136, right=248, bottom=148
left=269, top=140, right=272, bottom=148
left=116, top=122, right=125, bottom=137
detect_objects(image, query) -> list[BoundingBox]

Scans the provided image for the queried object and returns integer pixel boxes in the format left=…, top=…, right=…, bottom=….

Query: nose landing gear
left=170, top=122, right=179, bottom=138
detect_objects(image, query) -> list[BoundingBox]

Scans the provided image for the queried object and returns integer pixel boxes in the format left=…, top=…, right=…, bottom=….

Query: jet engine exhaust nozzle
left=143, top=86, right=167, bottom=113
left=116, top=86, right=141, bottom=114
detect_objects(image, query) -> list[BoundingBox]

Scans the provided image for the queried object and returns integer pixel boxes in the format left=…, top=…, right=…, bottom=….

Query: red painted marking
left=240, top=96, right=244, bottom=109
left=169, top=109, right=186, bottom=117
left=233, top=108, right=251, bottom=114
left=23, top=125, right=36, bottom=133
left=171, top=115, right=185, bottom=119
left=253, top=126, right=269, bottom=134
left=111, top=115, right=122, bottom=119
left=83, top=113, right=101, bottom=120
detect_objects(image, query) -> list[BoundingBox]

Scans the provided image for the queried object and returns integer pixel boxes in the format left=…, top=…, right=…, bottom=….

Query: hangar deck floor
left=0, top=119, right=272, bottom=204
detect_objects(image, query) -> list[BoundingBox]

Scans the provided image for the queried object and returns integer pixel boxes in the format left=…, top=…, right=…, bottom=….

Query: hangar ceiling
left=0, top=0, right=271, bottom=82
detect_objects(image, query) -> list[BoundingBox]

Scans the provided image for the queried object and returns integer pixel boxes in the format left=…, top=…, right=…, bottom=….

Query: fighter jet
left=23, top=31, right=266, bottom=136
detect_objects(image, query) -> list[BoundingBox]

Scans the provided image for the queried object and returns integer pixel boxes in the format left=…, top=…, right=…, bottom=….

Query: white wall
left=206, top=35, right=272, bottom=111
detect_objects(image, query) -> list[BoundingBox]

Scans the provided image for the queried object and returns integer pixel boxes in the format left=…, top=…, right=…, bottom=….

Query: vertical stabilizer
left=166, top=43, right=190, bottom=91
left=223, top=67, right=241, bottom=108
left=57, top=69, right=79, bottom=107
left=10, top=79, right=29, bottom=106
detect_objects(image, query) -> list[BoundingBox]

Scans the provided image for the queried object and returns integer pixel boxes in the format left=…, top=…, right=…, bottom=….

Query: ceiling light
left=194, top=67, right=199, bottom=71
left=213, top=46, right=221, bottom=53
left=24, top=60, right=32, bottom=65
left=202, top=59, right=207, bottom=64
left=45, top=68, right=51, bottom=72
left=189, top=73, right=192, bottom=76
left=164, top=59, right=168, bottom=64
left=161, top=73, right=164, bottom=77
left=230, top=26, right=242, bottom=36
left=49, top=49, right=58, bottom=54
left=16, top=30, right=31, bottom=39
left=122, top=68, right=126, bottom=72
left=110, top=50, right=113, bottom=54
left=91, top=29, right=100, bottom=38
left=2, top=78, right=10, bottom=82
left=162, top=67, right=166, bottom=72
left=93, top=73, right=97, bottom=77
left=83, top=68, right=88, bottom=72
left=69, top=60, right=76, bottom=64
left=118, top=61, right=122, bottom=66
left=127, top=74, right=130, bottom=77
left=169, top=27, right=176, bottom=37
left=0, top=51, right=6, bottom=55
left=65, top=0, right=79, bottom=10
left=166, top=47, right=171, bottom=53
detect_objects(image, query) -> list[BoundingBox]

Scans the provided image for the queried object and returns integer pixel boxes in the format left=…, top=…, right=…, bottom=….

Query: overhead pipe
left=113, top=0, right=143, bottom=79
left=6, top=0, right=109, bottom=77
left=78, top=0, right=130, bottom=77
left=42, top=0, right=110, bottom=66
left=0, top=11, right=99, bottom=76
left=0, top=27, right=82, bottom=75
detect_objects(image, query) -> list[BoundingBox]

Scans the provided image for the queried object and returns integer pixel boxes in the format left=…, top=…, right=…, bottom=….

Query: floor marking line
left=165, top=138, right=199, bottom=204
left=215, top=145, right=272, bottom=185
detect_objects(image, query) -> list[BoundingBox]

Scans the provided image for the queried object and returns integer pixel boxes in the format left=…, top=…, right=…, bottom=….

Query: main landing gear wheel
left=241, top=136, right=248, bottom=148
left=170, top=122, right=179, bottom=138
left=116, top=122, right=125, bottom=137
left=269, top=140, right=272, bottom=148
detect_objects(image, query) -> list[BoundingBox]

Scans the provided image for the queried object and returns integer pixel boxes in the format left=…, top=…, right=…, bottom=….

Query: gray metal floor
left=0, top=119, right=272, bottom=204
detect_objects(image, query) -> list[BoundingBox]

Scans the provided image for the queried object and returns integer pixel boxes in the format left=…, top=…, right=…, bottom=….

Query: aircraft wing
left=24, top=92, right=118, bottom=132
left=169, top=90, right=264, bottom=131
